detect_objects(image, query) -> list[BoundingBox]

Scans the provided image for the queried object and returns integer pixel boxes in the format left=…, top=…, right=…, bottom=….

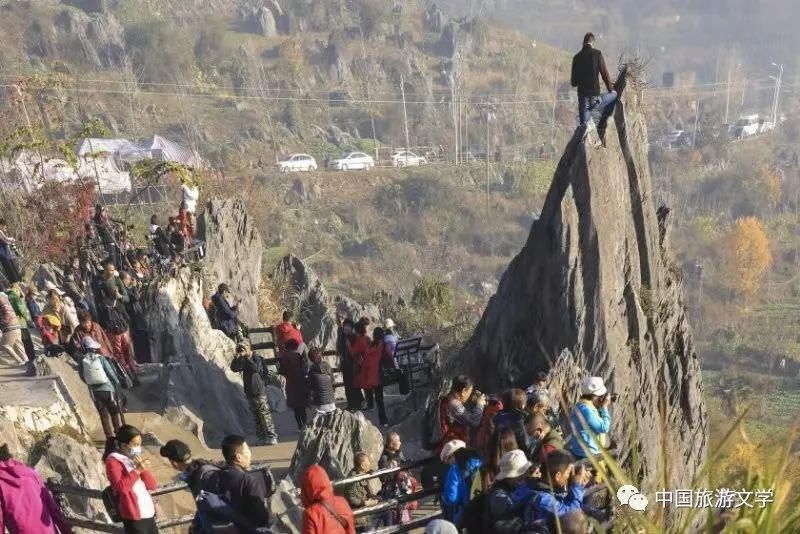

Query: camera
left=604, top=393, right=619, bottom=402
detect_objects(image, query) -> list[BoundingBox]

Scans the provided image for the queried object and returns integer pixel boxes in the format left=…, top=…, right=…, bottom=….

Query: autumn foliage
left=723, top=217, right=773, bottom=298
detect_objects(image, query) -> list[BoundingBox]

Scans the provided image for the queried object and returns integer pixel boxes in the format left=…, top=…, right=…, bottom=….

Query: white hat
left=496, top=449, right=533, bottom=480
left=439, top=440, right=466, bottom=463
left=384, top=318, right=395, bottom=329
left=424, top=519, right=459, bottom=534
left=82, top=336, right=102, bottom=350
left=43, top=281, right=65, bottom=295
left=580, top=376, right=607, bottom=396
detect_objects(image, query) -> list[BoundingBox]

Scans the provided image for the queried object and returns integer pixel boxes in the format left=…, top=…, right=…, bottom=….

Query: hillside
left=0, top=0, right=573, bottom=167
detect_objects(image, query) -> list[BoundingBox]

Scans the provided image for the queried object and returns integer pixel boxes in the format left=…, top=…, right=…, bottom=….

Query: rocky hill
left=0, top=0, right=570, bottom=167
left=452, top=77, right=708, bottom=525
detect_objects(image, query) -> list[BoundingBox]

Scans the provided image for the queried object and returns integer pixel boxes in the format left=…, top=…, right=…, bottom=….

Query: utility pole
left=692, top=97, right=701, bottom=149
left=448, top=72, right=459, bottom=165
left=724, top=64, right=732, bottom=125
left=400, top=75, right=410, bottom=157
left=771, top=63, right=783, bottom=127
left=485, top=105, right=493, bottom=218
left=550, top=61, right=560, bottom=149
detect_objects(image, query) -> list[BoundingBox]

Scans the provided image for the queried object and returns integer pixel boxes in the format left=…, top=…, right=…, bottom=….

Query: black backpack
left=460, top=491, right=490, bottom=534
left=421, top=379, right=451, bottom=450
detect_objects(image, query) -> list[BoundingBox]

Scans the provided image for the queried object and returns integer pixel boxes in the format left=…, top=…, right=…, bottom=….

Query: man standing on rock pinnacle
left=571, top=32, right=626, bottom=142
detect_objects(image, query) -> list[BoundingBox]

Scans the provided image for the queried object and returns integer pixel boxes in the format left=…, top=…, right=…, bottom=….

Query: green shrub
left=505, top=160, right=556, bottom=196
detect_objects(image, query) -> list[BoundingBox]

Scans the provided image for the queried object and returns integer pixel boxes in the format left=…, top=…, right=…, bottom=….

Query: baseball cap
left=159, top=439, right=192, bottom=463
left=384, top=318, right=395, bottom=329
left=580, top=376, right=607, bottom=396
left=439, top=440, right=466, bottom=463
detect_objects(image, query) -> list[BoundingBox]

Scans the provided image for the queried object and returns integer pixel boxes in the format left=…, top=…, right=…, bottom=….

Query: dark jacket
left=183, top=459, right=221, bottom=498
left=379, top=447, right=406, bottom=469
left=218, top=465, right=273, bottom=528
left=278, top=349, right=310, bottom=410
left=308, top=361, right=335, bottom=406
left=212, top=292, right=238, bottom=337
left=571, top=44, right=612, bottom=97
left=231, top=354, right=266, bottom=398
left=493, top=408, right=527, bottom=452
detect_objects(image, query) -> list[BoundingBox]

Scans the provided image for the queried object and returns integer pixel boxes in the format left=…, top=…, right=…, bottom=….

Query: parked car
left=279, top=153, right=317, bottom=172
left=661, top=130, right=692, bottom=149
left=730, top=114, right=760, bottom=139
left=391, top=150, right=427, bottom=167
left=330, top=152, right=375, bottom=171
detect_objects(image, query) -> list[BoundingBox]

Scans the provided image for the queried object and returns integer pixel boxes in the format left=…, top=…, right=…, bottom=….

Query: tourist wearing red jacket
left=104, top=425, right=158, bottom=534
left=301, top=465, right=355, bottom=534
left=274, top=311, right=304, bottom=352
left=354, top=327, right=388, bottom=426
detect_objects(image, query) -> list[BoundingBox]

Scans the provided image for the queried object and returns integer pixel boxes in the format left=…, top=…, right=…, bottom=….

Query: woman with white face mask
left=104, top=425, right=159, bottom=533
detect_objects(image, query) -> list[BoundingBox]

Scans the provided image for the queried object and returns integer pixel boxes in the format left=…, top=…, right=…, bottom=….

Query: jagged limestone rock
left=286, top=410, right=383, bottom=484
left=453, top=81, right=707, bottom=526
left=34, top=354, right=104, bottom=439
left=33, top=432, right=110, bottom=522
left=146, top=268, right=258, bottom=444
left=252, top=6, right=277, bottom=36
left=198, top=198, right=263, bottom=328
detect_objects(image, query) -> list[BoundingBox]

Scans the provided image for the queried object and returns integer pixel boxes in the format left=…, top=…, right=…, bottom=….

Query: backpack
left=194, top=491, right=252, bottom=534
left=101, top=485, right=122, bottom=523
left=82, top=354, right=110, bottom=386
left=422, top=379, right=451, bottom=450
left=460, top=491, right=489, bottom=534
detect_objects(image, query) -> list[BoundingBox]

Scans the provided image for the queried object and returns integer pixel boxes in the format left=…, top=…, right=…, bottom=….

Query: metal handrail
left=48, top=462, right=272, bottom=501
left=331, top=456, right=435, bottom=488
left=373, top=511, right=444, bottom=533
left=352, top=487, right=440, bottom=518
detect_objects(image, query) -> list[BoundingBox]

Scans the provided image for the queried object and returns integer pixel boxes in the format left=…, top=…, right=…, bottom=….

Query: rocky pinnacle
left=454, top=78, right=708, bottom=523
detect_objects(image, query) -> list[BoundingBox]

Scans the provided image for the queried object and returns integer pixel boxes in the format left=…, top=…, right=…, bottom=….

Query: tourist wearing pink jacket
left=0, top=458, right=72, bottom=534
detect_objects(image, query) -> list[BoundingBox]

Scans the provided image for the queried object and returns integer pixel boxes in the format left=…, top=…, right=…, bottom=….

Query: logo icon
left=617, top=484, right=649, bottom=512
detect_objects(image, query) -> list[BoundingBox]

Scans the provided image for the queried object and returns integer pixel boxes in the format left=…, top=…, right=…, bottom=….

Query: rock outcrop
left=272, top=255, right=380, bottom=351
left=286, top=409, right=383, bottom=484
left=145, top=267, right=258, bottom=445
left=198, top=198, right=263, bottom=327
left=33, top=432, right=109, bottom=522
left=453, top=80, right=707, bottom=525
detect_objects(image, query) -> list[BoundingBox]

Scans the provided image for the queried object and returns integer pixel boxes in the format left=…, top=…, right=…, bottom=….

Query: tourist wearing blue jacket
left=441, top=448, right=481, bottom=525
left=524, top=449, right=589, bottom=528
left=566, top=377, right=611, bottom=458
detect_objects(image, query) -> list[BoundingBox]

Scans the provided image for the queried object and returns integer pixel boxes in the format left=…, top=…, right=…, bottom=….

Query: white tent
left=78, top=156, right=132, bottom=194
left=76, top=138, right=141, bottom=157
left=146, top=135, right=201, bottom=167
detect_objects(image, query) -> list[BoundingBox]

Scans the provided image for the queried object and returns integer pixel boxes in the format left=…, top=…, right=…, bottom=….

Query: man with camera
left=566, top=377, right=613, bottom=461
left=230, top=341, right=279, bottom=446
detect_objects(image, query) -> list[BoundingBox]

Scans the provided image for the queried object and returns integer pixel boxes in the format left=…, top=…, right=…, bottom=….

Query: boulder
left=252, top=6, right=277, bottom=37
left=271, top=478, right=302, bottom=534
left=286, top=410, right=383, bottom=484
left=198, top=198, right=263, bottom=328
left=34, top=354, right=104, bottom=439
left=453, top=75, right=707, bottom=527
left=272, top=255, right=380, bottom=351
left=33, top=432, right=109, bottom=522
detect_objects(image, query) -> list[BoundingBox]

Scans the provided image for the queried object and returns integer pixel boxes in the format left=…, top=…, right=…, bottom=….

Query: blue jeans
left=578, top=91, right=618, bottom=127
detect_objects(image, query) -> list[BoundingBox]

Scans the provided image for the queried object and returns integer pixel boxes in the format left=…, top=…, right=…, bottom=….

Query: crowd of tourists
left=416, top=373, right=613, bottom=534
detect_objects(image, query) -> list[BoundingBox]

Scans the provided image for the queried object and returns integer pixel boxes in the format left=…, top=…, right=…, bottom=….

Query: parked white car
left=279, top=153, right=317, bottom=172
left=391, top=150, right=427, bottom=167
left=330, top=152, right=375, bottom=171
